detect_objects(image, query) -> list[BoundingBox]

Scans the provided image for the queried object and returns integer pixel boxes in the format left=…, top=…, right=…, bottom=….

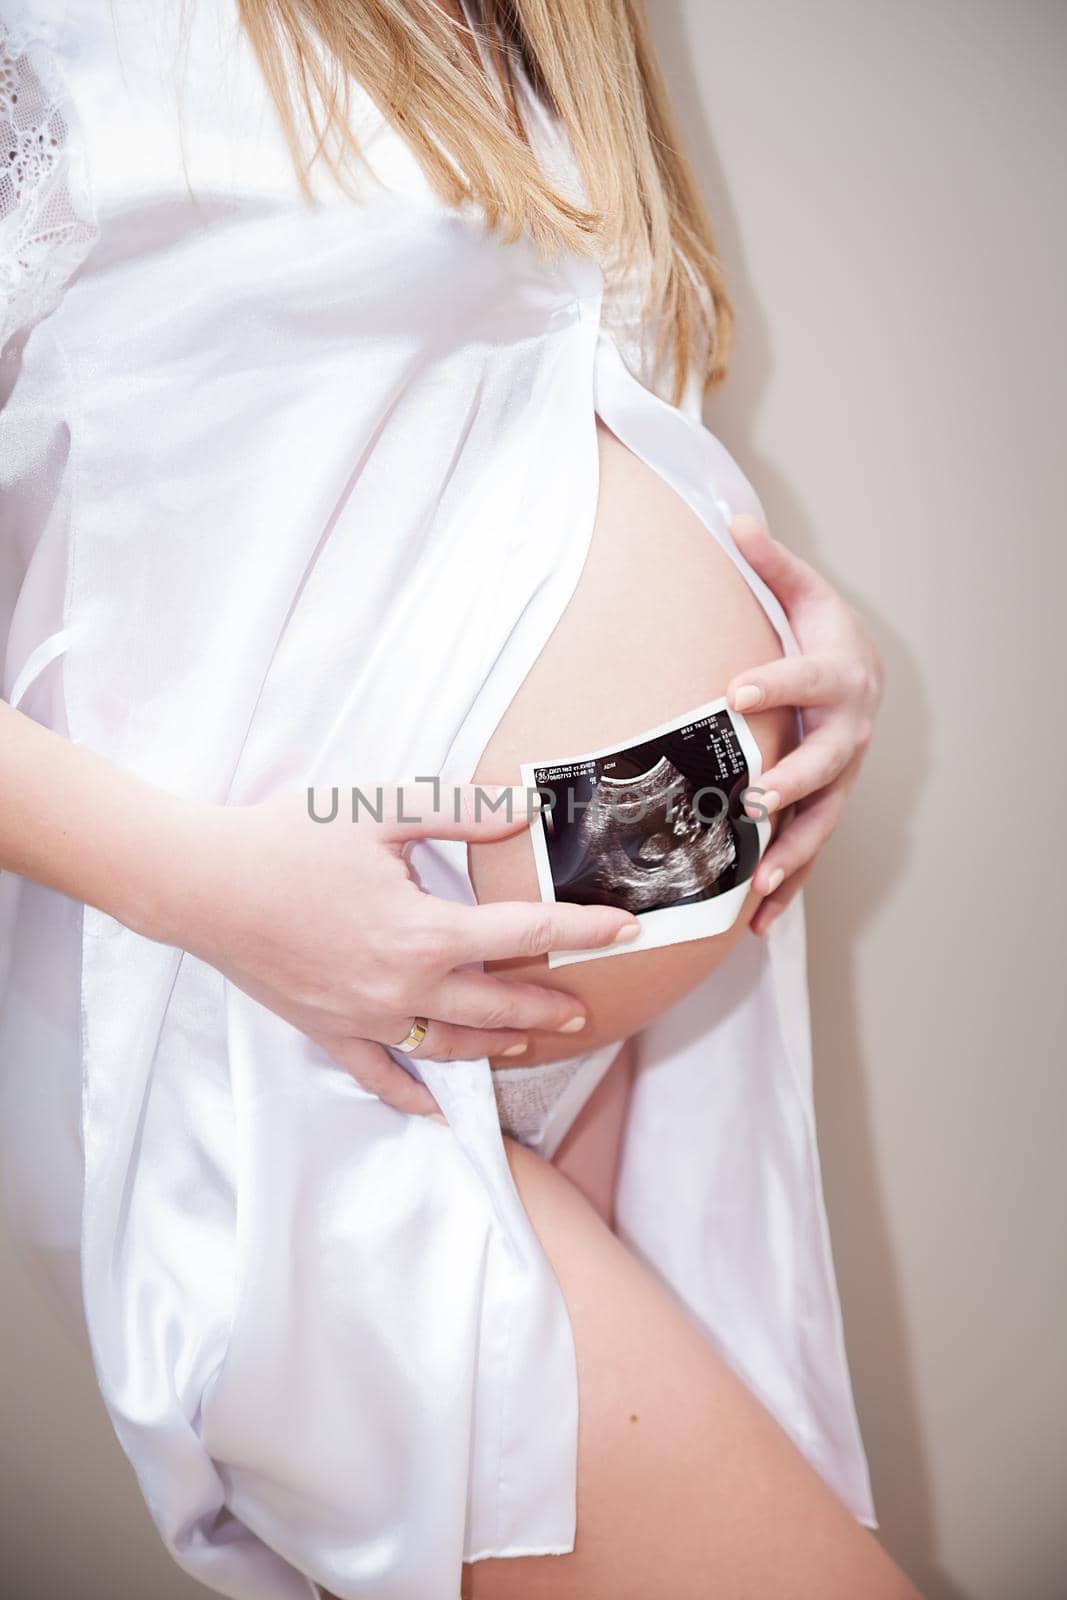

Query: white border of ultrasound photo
left=519, top=695, right=771, bottom=969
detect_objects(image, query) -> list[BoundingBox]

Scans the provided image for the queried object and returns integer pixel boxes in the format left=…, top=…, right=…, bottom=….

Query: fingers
left=757, top=728, right=856, bottom=814
left=728, top=653, right=858, bottom=715
left=381, top=779, right=541, bottom=844
left=751, top=859, right=815, bottom=937
left=439, top=897, right=640, bottom=967
left=752, top=782, right=848, bottom=898
left=313, top=1033, right=443, bottom=1115
left=395, top=1018, right=536, bottom=1062
left=430, top=971, right=588, bottom=1036
left=728, top=515, right=829, bottom=610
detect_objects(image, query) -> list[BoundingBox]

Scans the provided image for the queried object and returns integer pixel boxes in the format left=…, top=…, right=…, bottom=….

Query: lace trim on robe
left=0, top=9, right=98, bottom=352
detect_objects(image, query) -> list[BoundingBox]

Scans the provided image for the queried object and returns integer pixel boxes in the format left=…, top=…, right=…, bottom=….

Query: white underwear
left=490, top=1041, right=626, bottom=1160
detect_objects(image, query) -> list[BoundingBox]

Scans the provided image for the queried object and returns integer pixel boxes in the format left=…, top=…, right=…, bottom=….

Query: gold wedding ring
left=394, top=1017, right=429, bottom=1054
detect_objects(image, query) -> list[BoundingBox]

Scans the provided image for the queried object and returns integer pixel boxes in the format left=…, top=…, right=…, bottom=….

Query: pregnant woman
left=0, top=2, right=913, bottom=1597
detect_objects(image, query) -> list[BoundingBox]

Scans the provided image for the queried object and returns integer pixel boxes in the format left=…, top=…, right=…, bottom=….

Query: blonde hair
left=237, top=0, right=733, bottom=402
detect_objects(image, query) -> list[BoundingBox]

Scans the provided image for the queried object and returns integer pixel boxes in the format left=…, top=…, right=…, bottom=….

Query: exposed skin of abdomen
left=468, top=420, right=795, bottom=1068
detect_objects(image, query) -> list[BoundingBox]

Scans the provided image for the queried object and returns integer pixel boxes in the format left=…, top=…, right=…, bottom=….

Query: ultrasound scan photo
left=521, top=698, right=771, bottom=968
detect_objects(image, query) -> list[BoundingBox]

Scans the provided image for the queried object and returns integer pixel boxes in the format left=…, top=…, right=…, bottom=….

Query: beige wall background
left=2, top=1, right=1065, bottom=1596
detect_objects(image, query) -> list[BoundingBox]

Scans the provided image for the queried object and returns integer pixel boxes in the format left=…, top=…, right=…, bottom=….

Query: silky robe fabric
left=0, top=2, right=876, bottom=1596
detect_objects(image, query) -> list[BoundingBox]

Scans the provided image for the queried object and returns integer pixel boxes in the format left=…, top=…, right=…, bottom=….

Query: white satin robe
left=0, top=3, right=876, bottom=1596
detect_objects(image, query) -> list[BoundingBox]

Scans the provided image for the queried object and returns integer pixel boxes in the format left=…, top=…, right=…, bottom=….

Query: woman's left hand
left=726, top=514, right=884, bottom=936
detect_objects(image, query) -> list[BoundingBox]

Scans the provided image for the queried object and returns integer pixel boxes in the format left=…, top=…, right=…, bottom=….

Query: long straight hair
left=237, top=0, right=733, bottom=403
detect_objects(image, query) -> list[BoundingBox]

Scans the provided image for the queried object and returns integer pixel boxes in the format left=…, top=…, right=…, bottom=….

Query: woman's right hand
left=151, top=778, right=640, bottom=1114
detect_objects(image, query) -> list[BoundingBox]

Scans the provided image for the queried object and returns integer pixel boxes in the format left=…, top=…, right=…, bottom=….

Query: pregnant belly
left=467, top=420, right=795, bottom=1068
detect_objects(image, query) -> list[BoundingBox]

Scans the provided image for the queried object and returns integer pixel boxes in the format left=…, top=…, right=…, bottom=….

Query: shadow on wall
left=648, top=12, right=965, bottom=1600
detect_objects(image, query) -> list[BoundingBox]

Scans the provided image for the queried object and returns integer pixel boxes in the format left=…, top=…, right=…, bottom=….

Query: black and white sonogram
left=519, top=697, right=771, bottom=968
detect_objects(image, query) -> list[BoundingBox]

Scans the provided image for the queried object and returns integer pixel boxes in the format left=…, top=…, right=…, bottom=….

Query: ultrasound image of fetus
left=542, top=754, right=738, bottom=914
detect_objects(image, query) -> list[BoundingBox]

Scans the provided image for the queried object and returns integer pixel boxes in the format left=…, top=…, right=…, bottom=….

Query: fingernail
left=427, top=1112, right=448, bottom=1125
left=613, top=921, right=642, bottom=944
left=501, top=1040, right=528, bottom=1056
left=730, top=514, right=760, bottom=540
left=558, top=1015, right=587, bottom=1033
left=761, top=789, right=782, bottom=815
left=765, top=866, right=785, bottom=894
left=733, top=685, right=763, bottom=711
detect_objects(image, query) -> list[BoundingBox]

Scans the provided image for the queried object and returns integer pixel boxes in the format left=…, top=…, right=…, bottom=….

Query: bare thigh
left=459, top=1140, right=922, bottom=1600
left=467, top=420, right=795, bottom=1070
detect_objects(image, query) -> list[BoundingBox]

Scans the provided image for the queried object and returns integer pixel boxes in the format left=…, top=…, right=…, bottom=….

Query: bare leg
left=458, top=1140, right=921, bottom=1600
